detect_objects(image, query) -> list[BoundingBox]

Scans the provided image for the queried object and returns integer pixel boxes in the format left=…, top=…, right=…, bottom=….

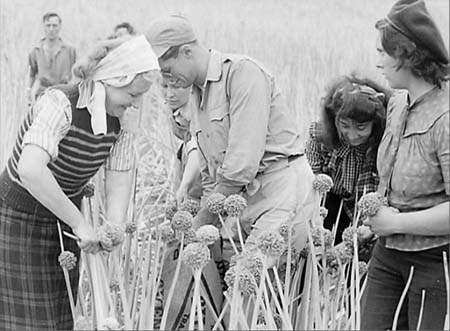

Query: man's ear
left=179, top=44, right=193, bottom=58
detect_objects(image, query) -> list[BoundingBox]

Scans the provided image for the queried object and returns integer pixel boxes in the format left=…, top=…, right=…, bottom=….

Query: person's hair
left=316, top=75, right=391, bottom=151
left=42, top=12, right=61, bottom=24
left=160, top=40, right=197, bottom=61
left=114, top=22, right=135, bottom=35
left=376, top=19, right=449, bottom=88
left=72, top=36, right=132, bottom=80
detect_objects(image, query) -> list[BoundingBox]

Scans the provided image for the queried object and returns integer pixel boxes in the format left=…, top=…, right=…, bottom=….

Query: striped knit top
left=6, top=84, right=132, bottom=199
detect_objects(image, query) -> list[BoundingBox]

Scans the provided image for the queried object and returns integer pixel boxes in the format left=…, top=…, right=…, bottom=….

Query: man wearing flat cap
left=360, top=0, right=449, bottom=330
left=147, top=15, right=319, bottom=264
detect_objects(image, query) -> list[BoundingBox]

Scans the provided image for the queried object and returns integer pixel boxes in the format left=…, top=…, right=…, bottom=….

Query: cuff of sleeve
left=185, top=140, right=197, bottom=155
left=22, top=131, right=58, bottom=161
left=214, top=182, right=244, bottom=196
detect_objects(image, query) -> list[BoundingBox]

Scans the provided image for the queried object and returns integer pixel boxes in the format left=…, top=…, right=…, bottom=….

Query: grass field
left=1, top=0, right=448, bottom=167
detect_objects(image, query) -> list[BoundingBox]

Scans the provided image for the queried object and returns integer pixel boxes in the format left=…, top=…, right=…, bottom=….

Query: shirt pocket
left=207, top=103, right=230, bottom=154
left=393, top=133, right=440, bottom=198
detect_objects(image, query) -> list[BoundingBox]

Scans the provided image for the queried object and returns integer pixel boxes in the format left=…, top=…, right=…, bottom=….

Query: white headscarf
left=77, top=35, right=159, bottom=134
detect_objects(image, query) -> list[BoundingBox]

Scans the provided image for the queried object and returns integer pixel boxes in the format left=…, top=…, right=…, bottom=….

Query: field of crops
left=0, top=0, right=448, bottom=330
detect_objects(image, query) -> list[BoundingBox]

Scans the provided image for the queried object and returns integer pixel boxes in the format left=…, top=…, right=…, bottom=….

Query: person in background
left=361, top=0, right=449, bottom=329
left=305, top=75, right=390, bottom=250
left=27, top=12, right=77, bottom=104
left=0, top=35, right=159, bottom=330
left=160, top=75, right=203, bottom=204
left=147, top=15, right=320, bottom=265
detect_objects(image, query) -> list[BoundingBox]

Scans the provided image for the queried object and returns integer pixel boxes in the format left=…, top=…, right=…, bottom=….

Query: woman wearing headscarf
left=0, top=35, right=159, bottom=330
left=361, top=0, right=449, bottom=329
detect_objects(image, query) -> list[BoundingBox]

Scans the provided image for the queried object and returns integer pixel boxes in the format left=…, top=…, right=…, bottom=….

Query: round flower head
left=224, top=265, right=237, bottom=288
left=100, top=316, right=120, bottom=330
left=358, top=261, right=369, bottom=275
left=159, top=223, right=176, bottom=242
left=171, top=210, right=193, bottom=232
left=58, top=251, right=77, bottom=270
left=196, top=225, right=220, bottom=245
left=182, top=242, right=210, bottom=270
left=310, top=226, right=333, bottom=248
left=256, top=231, right=286, bottom=258
left=109, top=224, right=125, bottom=246
left=179, top=199, right=201, bottom=217
left=312, top=174, right=334, bottom=193
left=240, top=252, right=264, bottom=285
left=225, top=286, right=235, bottom=300
left=125, top=222, right=137, bottom=234
left=237, top=267, right=257, bottom=296
left=334, top=241, right=354, bottom=265
left=243, top=253, right=264, bottom=272
left=357, top=192, right=387, bottom=219
left=223, top=194, right=247, bottom=217
left=82, top=182, right=95, bottom=198
left=165, top=199, right=178, bottom=221
left=278, top=222, right=295, bottom=240
left=342, top=226, right=357, bottom=247
left=224, top=266, right=257, bottom=296
left=183, top=228, right=198, bottom=245
left=97, top=225, right=114, bottom=251
left=206, top=193, right=226, bottom=215
left=319, top=206, right=329, bottom=218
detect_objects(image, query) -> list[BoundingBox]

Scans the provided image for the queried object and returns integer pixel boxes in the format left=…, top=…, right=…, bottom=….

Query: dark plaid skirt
left=0, top=199, right=80, bottom=331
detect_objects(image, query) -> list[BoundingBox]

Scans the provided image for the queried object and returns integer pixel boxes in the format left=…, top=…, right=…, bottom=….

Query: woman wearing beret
left=306, top=75, right=389, bottom=252
left=361, top=0, right=449, bottom=329
left=0, top=35, right=159, bottom=330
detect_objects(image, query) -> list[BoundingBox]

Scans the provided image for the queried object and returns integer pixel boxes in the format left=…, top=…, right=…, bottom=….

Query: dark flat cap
left=386, top=0, right=449, bottom=64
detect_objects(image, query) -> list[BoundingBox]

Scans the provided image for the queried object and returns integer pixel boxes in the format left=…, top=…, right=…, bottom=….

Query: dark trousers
left=361, top=241, right=448, bottom=330
left=323, top=192, right=351, bottom=244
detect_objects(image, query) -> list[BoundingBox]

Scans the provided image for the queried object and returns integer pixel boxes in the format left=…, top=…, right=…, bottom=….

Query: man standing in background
left=27, top=12, right=76, bottom=104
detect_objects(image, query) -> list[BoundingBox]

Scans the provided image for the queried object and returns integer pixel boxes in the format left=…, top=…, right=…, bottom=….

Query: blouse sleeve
left=22, top=89, right=72, bottom=161
left=305, top=122, right=324, bottom=174
left=433, top=112, right=450, bottom=195
left=104, top=130, right=135, bottom=171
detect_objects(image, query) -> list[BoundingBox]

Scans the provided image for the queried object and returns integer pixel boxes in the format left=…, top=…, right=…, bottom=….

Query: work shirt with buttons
left=190, top=50, right=304, bottom=197
left=28, top=38, right=77, bottom=96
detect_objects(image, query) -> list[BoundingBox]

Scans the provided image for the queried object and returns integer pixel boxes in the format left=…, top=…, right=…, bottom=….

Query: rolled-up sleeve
left=28, top=50, right=38, bottom=79
left=185, top=136, right=197, bottom=155
left=22, top=89, right=72, bottom=160
left=434, top=112, right=450, bottom=195
left=104, top=131, right=135, bottom=171
left=215, top=60, right=270, bottom=194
